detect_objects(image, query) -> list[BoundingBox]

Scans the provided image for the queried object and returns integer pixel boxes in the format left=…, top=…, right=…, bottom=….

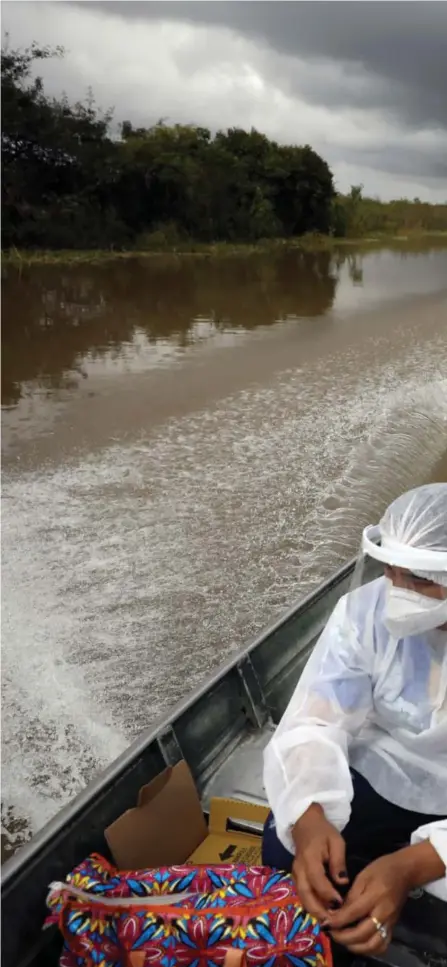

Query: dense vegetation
left=333, top=186, right=447, bottom=239
left=2, top=42, right=447, bottom=252
left=1, top=42, right=335, bottom=250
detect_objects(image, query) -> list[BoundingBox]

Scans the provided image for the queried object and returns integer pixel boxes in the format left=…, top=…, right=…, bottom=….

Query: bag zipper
left=48, top=882, right=194, bottom=908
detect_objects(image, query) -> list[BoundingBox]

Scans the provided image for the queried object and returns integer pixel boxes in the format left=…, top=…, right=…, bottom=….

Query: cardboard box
left=105, top=760, right=269, bottom=870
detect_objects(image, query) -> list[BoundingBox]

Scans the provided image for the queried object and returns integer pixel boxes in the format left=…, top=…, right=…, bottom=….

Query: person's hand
left=328, top=853, right=412, bottom=955
left=292, top=803, right=349, bottom=921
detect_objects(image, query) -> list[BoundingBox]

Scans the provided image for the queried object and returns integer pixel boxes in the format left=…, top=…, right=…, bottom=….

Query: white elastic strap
left=47, top=882, right=193, bottom=907
left=362, top=525, right=447, bottom=573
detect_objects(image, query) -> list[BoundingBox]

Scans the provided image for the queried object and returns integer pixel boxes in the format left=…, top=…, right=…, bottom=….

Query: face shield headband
left=362, top=525, right=447, bottom=580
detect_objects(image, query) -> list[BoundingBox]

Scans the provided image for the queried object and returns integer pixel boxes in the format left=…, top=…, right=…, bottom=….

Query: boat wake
left=2, top=323, right=447, bottom=852
left=297, top=379, right=447, bottom=588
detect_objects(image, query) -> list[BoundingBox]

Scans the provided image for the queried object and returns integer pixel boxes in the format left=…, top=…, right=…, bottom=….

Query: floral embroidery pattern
left=47, top=855, right=331, bottom=966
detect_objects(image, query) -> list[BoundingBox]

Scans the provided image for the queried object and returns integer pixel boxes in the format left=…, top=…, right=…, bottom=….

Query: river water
left=2, top=243, right=447, bottom=857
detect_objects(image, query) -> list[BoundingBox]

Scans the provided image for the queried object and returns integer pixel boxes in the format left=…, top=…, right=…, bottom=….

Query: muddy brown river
left=2, top=243, right=447, bottom=857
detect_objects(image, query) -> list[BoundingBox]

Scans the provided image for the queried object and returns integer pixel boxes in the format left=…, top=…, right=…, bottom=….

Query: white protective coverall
left=263, top=483, right=447, bottom=900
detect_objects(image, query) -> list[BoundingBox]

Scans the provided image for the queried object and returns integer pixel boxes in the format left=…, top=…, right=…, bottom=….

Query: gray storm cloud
left=3, top=1, right=447, bottom=198
left=80, top=2, right=447, bottom=129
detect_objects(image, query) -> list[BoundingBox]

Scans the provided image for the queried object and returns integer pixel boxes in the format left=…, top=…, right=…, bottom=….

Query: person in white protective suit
left=262, top=483, right=447, bottom=958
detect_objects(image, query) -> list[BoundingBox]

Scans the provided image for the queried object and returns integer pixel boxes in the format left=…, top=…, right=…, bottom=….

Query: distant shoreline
left=3, top=232, right=447, bottom=266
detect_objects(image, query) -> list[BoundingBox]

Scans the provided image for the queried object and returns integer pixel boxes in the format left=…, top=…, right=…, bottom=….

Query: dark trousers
left=262, top=770, right=445, bottom=882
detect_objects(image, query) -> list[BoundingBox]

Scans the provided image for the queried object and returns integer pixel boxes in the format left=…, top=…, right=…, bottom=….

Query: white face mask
left=384, top=578, right=447, bottom=637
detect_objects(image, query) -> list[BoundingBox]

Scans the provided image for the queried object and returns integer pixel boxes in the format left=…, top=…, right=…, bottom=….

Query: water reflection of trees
left=1, top=252, right=337, bottom=406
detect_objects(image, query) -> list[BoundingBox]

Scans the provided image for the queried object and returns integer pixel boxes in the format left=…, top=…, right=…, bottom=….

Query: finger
left=331, top=916, right=377, bottom=947
left=292, top=860, right=299, bottom=890
left=306, top=860, right=343, bottom=907
left=329, top=889, right=375, bottom=929
left=295, top=870, right=332, bottom=923
left=328, top=836, right=349, bottom=884
left=344, top=931, right=389, bottom=956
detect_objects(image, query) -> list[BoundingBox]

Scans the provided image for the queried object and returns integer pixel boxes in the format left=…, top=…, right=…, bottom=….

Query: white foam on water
left=298, top=377, right=447, bottom=585
left=2, top=325, right=447, bottom=840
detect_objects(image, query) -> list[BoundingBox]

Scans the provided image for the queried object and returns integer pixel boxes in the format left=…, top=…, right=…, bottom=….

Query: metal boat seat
left=201, top=724, right=273, bottom=818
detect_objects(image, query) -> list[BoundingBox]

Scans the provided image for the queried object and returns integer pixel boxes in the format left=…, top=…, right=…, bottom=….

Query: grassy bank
left=4, top=231, right=447, bottom=266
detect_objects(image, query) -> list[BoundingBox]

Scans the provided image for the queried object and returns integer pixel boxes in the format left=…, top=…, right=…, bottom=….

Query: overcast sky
left=3, top=1, right=447, bottom=201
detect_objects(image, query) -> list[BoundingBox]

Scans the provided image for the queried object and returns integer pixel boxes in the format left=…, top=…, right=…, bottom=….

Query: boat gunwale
left=2, top=555, right=356, bottom=886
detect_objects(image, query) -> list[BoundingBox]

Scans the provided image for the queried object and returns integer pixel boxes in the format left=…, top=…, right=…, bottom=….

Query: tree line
left=2, top=42, right=447, bottom=251
left=333, top=185, right=447, bottom=238
left=1, top=42, right=335, bottom=249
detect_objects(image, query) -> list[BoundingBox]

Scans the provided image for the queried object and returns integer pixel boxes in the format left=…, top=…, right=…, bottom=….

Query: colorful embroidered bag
left=46, top=854, right=332, bottom=967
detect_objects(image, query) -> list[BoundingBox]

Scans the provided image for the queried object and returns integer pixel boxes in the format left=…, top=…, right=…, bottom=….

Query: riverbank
left=3, top=231, right=447, bottom=266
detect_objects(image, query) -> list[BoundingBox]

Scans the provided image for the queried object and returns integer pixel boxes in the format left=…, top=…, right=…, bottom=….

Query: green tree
left=2, top=41, right=126, bottom=248
left=1, top=42, right=336, bottom=249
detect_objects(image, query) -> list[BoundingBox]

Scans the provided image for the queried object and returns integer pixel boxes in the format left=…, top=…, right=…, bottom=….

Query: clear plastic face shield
left=348, top=484, right=447, bottom=638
